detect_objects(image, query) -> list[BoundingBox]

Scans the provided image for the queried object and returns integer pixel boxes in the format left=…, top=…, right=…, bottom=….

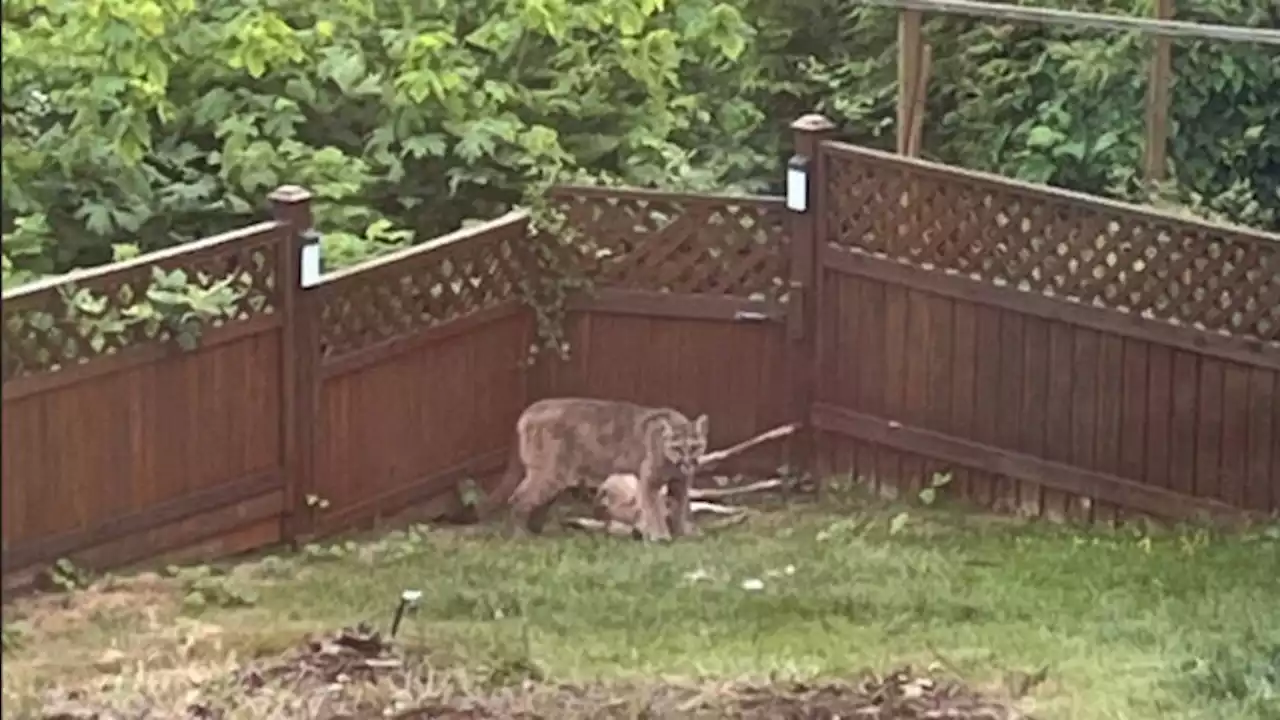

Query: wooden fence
left=799, top=122, right=1279, bottom=523
left=2, top=219, right=296, bottom=578
left=3, top=116, right=1277, bottom=585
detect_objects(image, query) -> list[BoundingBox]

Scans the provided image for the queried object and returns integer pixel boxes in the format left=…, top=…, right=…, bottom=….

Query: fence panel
left=301, top=213, right=533, bottom=536
left=813, top=140, right=1279, bottom=521
left=538, top=187, right=797, bottom=474
left=1, top=222, right=291, bottom=578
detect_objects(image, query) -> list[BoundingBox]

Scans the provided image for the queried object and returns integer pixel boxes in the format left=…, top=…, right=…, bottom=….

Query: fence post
left=270, top=185, right=318, bottom=547
left=787, top=114, right=836, bottom=491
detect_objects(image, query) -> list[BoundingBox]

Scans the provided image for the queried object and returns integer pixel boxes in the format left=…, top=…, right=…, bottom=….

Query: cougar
left=490, top=398, right=709, bottom=541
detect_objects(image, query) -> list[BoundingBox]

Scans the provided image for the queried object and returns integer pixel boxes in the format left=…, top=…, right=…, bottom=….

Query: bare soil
left=38, top=625, right=1031, bottom=719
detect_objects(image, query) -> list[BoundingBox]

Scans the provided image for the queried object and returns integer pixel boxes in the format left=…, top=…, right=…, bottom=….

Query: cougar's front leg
left=635, top=469, right=672, bottom=542
left=668, top=474, right=697, bottom=538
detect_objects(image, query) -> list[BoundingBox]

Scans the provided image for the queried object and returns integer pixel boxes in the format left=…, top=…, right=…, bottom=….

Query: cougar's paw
left=675, top=522, right=701, bottom=538
left=642, top=528, right=673, bottom=543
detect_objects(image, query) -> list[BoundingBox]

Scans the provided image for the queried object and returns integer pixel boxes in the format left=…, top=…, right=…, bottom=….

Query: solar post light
left=785, top=154, right=810, bottom=213
left=390, top=589, right=422, bottom=639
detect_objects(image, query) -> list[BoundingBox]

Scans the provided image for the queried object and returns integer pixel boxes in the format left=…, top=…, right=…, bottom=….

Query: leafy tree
left=2, top=0, right=774, bottom=285
left=799, top=0, right=1279, bottom=229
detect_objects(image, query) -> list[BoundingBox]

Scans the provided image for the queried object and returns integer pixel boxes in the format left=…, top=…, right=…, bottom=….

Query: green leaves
left=4, top=0, right=785, bottom=285
left=6, top=0, right=1272, bottom=295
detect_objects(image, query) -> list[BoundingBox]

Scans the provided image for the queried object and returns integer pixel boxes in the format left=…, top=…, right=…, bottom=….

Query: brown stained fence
left=1, top=220, right=295, bottom=578
left=539, top=186, right=797, bottom=474
left=297, top=212, right=534, bottom=539
left=808, top=138, right=1280, bottom=522
left=5, top=125, right=1278, bottom=585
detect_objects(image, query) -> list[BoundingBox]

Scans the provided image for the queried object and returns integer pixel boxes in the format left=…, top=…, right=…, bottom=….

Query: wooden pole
left=897, top=9, right=923, bottom=155
left=850, top=0, right=1280, bottom=45
left=1143, top=0, right=1174, bottom=183
left=270, top=185, right=319, bottom=547
left=906, top=43, right=934, bottom=158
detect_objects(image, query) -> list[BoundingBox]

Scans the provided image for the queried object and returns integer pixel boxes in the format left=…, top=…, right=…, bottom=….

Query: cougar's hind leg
left=508, top=466, right=563, bottom=535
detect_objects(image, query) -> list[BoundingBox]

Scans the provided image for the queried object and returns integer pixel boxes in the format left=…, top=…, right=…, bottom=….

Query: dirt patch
left=10, top=572, right=177, bottom=638
left=33, top=626, right=1033, bottom=719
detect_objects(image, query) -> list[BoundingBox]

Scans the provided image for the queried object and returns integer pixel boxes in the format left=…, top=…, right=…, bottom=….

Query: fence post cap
left=791, top=114, right=836, bottom=133
left=268, top=185, right=313, bottom=204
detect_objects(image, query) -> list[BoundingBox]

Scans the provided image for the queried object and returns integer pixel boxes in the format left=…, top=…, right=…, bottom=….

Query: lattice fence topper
left=825, top=154, right=1280, bottom=344
left=548, top=188, right=792, bottom=303
left=317, top=223, right=527, bottom=361
left=1, top=231, right=281, bottom=383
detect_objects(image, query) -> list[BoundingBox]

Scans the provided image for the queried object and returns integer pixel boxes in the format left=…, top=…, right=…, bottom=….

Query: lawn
left=3, top=490, right=1278, bottom=719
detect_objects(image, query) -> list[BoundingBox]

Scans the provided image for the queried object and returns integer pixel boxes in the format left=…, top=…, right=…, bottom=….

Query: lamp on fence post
left=299, top=229, right=323, bottom=288
left=268, top=184, right=318, bottom=548
left=785, top=113, right=836, bottom=500
left=786, top=154, right=810, bottom=214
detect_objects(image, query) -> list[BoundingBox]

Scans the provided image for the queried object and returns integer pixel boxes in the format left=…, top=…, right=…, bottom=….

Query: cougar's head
left=660, top=414, right=709, bottom=476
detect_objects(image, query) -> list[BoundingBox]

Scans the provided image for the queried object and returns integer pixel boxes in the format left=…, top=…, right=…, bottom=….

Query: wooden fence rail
left=3, top=115, right=1276, bottom=588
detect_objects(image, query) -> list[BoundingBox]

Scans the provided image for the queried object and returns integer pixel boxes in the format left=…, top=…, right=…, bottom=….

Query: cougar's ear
left=657, top=417, right=675, bottom=442
left=693, top=414, right=709, bottom=438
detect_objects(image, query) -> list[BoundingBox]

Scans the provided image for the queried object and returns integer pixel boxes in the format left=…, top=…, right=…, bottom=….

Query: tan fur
left=489, top=398, right=709, bottom=541
left=593, top=473, right=660, bottom=528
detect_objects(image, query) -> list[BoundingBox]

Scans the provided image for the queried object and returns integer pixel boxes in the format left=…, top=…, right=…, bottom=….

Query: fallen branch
left=563, top=501, right=749, bottom=536
left=697, top=423, right=798, bottom=469
left=689, top=500, right=748, bottom=515
left=689, top=478, right=782, bottom=500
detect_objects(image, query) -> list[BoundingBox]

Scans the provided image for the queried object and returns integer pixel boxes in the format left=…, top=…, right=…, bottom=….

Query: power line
left=846, top=0, right=1280, bottom=46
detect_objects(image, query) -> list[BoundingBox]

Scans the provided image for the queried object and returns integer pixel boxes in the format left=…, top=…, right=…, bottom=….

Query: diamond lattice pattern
left=548, top=190, right=791, bottom=303
left=317, top=225, right=526, bottom=362
left=825, top=154, right=1280, bottom=344
left=2, top=233, right=281, bottom=383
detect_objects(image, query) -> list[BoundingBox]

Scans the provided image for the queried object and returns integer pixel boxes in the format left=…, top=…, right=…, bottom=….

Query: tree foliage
left=3, top=0, right=1276, bottom=288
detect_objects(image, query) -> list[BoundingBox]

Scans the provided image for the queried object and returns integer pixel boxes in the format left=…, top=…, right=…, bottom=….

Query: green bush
left=4, top=0, right=1276, bottom=288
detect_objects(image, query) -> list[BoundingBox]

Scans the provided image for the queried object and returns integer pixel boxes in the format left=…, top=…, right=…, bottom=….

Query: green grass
left=4, top=493, right=1278, bottom=719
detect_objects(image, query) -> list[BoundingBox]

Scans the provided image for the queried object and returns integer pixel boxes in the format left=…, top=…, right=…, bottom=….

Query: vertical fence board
left=1195, top=359, right=1225, bottom=501
left=970, top=305, right=1004, bottom=507
left=1070, top=328, right=1100, bottom=522
left=1019, top=316, right=1050, bottom=518
left=1245, top=369, right=1276, bottom=513
left=841, top=275, right=869, bottom=481
left=857, top=278, right=888, bottom=492
left=880, top=284, right=910, bottom=497
left=1273, top=381, right=1280, bottom=513
left=1120, top=338, right=1150, bottom=486
left=925, top=293, right=954, bottom=492
left=1093, top=334, right=1126, bottom=523
left=948, top=300, right=978, bottom=503
left=1219, top=365, right=1251, bottom=508
left=902, top=289, right=933, bottom=496
left=1167, top=350, right=1198, bottom=497
left=995, top=311, right=1025, bottom=513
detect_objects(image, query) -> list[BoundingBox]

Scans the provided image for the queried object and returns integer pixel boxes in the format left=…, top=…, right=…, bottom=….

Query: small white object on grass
left=740, top=578, right=765, bottom=591
left=683, top=568, right=712, bottom=583
left=401, top=589, right=422, bottom=606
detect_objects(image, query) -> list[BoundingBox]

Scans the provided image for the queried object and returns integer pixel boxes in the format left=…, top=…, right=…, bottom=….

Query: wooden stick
left=696, top=424, right=798, bottom=469
left=847, top=0, right=1280, bottom=45
left=689, top=479, right=783, bottom=500
left=689, top=501, right=748, bottom=515
left=906, top=43, right=933, bottom=158
left=563, top=501, right=745, bottom=534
